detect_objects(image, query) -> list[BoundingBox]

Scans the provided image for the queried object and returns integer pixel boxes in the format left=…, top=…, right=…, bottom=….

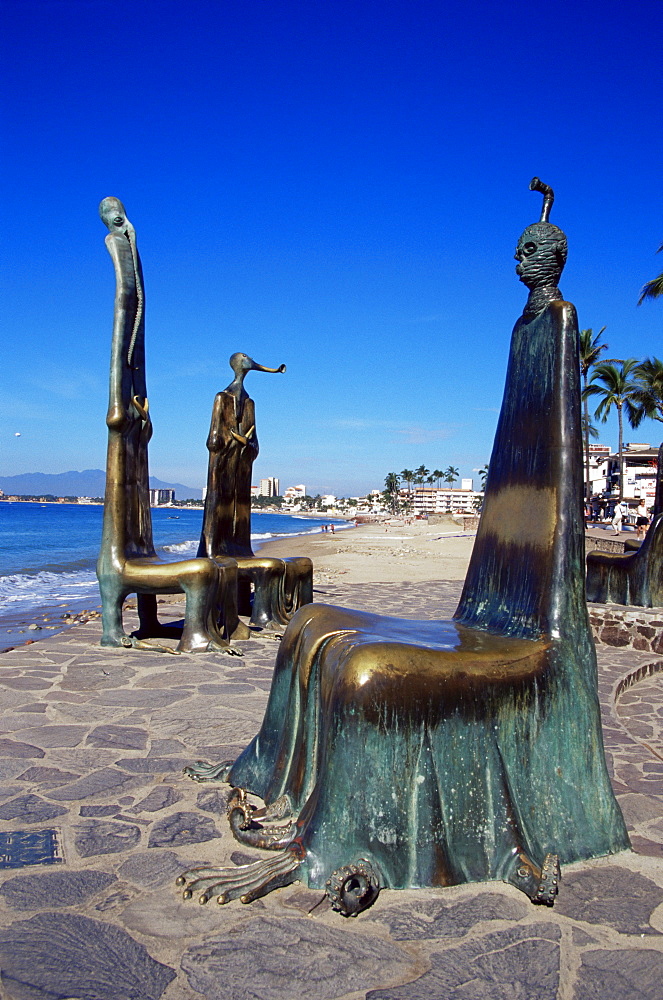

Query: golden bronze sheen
left=180, top=180, right=628, bottom=916
left=96, top=197, right=242, bottom=654
left=197, top=353, right=313, bottom=630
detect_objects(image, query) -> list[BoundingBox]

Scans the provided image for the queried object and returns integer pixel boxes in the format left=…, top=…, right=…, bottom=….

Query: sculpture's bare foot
left=176, top=848, right=302, bottom=906
left=227, top=787, right=297, bottom=849
left=183, top=759, right=234, bottom=783
left=122, top=636, right=181, bottom=655
left=177, top=636, right=243, bottom=656
left=507, top=851, right=560, bottom=905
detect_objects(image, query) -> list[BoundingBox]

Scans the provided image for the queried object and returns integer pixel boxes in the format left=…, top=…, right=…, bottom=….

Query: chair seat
left=289, top=604, right=550, bottom=715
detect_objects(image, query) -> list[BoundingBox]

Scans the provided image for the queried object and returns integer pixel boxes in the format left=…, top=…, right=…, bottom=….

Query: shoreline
left=0, top=520, right=473, bottom=652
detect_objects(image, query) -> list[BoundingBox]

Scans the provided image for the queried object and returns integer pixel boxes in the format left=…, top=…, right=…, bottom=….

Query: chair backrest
left=198, top=389, right=257, bottom=560
left=455, top=303, right=586, bottom=641
left=98, top=199, right=156, bottom=569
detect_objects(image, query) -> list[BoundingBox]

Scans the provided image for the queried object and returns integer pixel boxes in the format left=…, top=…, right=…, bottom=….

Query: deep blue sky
left=2, top=0, right=662, bottom=495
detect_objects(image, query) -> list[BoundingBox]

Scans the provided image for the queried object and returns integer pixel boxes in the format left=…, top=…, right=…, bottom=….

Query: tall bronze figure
left=197, top=353, right=313, bottom=630
left=179, top=180, right=628, bottom=914
left=96, top=198, right=242, bottom=654
left=586, top=443, right=663, bottom=607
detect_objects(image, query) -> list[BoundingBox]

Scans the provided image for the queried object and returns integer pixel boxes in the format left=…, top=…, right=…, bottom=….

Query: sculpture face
left=515, top=222, right=567, bottom=290
left=99, top=197, right=129, bottom=233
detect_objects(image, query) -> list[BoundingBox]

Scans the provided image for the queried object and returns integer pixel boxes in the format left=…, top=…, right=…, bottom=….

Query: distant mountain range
left=0, top=469, right=202, bottom=500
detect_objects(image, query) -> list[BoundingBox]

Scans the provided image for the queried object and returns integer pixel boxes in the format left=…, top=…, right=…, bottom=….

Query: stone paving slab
left=0, top=581, right=661, bottom=999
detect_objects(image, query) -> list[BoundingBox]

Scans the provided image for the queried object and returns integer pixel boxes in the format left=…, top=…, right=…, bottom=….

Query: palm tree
left=637, top=240, right=663, bottom=305
left=414, top=465, right=430, bottom=486
left=432, top=468, right=444, bottom=488
left=400, top=469, right=414, bottom=495
left=630, top=356, right=663, bottom=425
left=579, top=327, right=608, bottom=500
left=477, top=465, right=489, bottom=490
left=584, top=359, right=641, bottom=500
left=383, top=472, right=401, bottom=514
left=444, top=465, right=459, bottom=486
left=426, top=474, right=436, bottom=487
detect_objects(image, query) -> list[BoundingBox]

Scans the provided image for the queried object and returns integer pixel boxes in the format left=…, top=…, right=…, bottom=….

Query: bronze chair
left=197, top=353, right=313, bottom=631
left=96, top=198, right=242, bottom=654
left=180, top=180, right=628, bottom=913
left=586, top=444, right=662, bottom=608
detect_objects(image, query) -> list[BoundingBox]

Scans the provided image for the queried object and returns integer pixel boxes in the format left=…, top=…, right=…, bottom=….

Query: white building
left=149, top=488, right=175, bottom=505
left=259, top=477, right=280, bottom=497
left=284, top=484, right=306, bottom=500
left=587, top=442, right=658, bottom=503
left=411, top=486, right=482, bottom=515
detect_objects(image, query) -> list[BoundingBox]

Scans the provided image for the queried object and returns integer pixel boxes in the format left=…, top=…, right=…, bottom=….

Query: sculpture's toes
left=131, top=637, right=181, bottom=655
left=227, top=786, right=297, bottom=850
left=183, top=759, right=234, bottom=783
left=507, top=852, right=560, bottom=906
left=207, top=638, right=244, bottom=656
left=177, top=849, right=302, bottom=906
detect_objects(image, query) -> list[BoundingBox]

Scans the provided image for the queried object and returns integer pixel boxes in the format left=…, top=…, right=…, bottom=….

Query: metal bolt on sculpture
left=196, top=353, right=313, bottom=634
left=96, top=198, right=242, bottom=654
left=178, top=180, right=629, bottom=915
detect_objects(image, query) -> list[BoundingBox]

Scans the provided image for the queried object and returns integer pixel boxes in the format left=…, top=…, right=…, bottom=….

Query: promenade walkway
left=0, top=580, right=662, bottom=999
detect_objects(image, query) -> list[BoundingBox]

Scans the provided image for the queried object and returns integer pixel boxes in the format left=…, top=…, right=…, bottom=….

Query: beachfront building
left=586, top=442, right=658, bottom=503
left=149, top=488, right=175, bottom=506
left=259, top=477, right=280, bottom=497
left=411, top=485, right=482, bottom=516
left=283, top=484, right=306, bottom=500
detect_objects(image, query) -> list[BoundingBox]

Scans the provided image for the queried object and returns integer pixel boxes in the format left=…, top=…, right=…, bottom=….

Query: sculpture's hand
left=132, top=395, right=150, bottom=423
left=230, top=427, right=254, bottom=446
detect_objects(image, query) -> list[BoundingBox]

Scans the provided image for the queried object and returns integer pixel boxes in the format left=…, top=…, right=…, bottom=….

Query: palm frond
left=638, top=271, right=663, bottom=305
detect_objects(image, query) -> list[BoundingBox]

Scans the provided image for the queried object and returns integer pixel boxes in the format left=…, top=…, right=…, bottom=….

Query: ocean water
left=0, top=502, right=345, bottom=642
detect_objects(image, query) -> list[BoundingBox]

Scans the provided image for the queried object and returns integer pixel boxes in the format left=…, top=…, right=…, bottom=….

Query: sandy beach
left=257, top=518, right=476, bottom=585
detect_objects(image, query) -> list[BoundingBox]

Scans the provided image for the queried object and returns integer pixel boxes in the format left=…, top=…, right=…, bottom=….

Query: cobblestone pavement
left=0, top=581, right=662, bottom=1000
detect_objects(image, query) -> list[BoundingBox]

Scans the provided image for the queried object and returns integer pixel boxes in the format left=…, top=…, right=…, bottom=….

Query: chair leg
left=98, top=576, right=129, bottom=647
left=177, top=561, right=241, bottom=655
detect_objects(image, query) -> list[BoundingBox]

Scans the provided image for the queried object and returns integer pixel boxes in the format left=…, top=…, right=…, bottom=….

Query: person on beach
left=611, top=500, right=629, bottom=535
left=636, top=501, right=650, bottom=540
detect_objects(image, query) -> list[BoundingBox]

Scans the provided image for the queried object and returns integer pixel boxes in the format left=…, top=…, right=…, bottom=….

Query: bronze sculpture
left=586, top=443, right=663, bottom=607
left=96, top=197, right=242, bottom=654
left=197, top=353, right=313, bottom=631
left=179, top=180, right=628, bottom=914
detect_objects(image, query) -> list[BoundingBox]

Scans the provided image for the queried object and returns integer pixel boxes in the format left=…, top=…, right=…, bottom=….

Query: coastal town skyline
left=2, top=1, right=662, bottom=496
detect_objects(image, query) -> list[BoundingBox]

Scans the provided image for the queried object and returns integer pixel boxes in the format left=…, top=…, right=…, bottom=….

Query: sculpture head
left=99, top=197, right=133, bottom=236
left=515, top=178, right=567, bottom=295
left=228, top=353, right=286, bottom=378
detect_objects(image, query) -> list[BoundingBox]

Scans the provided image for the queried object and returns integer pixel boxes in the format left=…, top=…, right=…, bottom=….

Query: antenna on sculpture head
left=529, top=177, right=554, bottom=223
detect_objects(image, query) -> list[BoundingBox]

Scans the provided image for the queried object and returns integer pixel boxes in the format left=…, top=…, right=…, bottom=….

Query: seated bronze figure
left=586, top=447, right=662, bottom=607
left=197, top=353, right=313, bottom=631
left=96, top=198, right=242, bottom=654
left=179, top=180, right=628, bottom=913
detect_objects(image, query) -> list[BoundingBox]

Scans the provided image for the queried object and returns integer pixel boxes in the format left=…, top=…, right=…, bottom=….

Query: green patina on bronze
left=180, top=180, right=629, bottom=915
left=197, top=354, right=313, bottom=631
left=96, top=197, right=242, bottom=655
